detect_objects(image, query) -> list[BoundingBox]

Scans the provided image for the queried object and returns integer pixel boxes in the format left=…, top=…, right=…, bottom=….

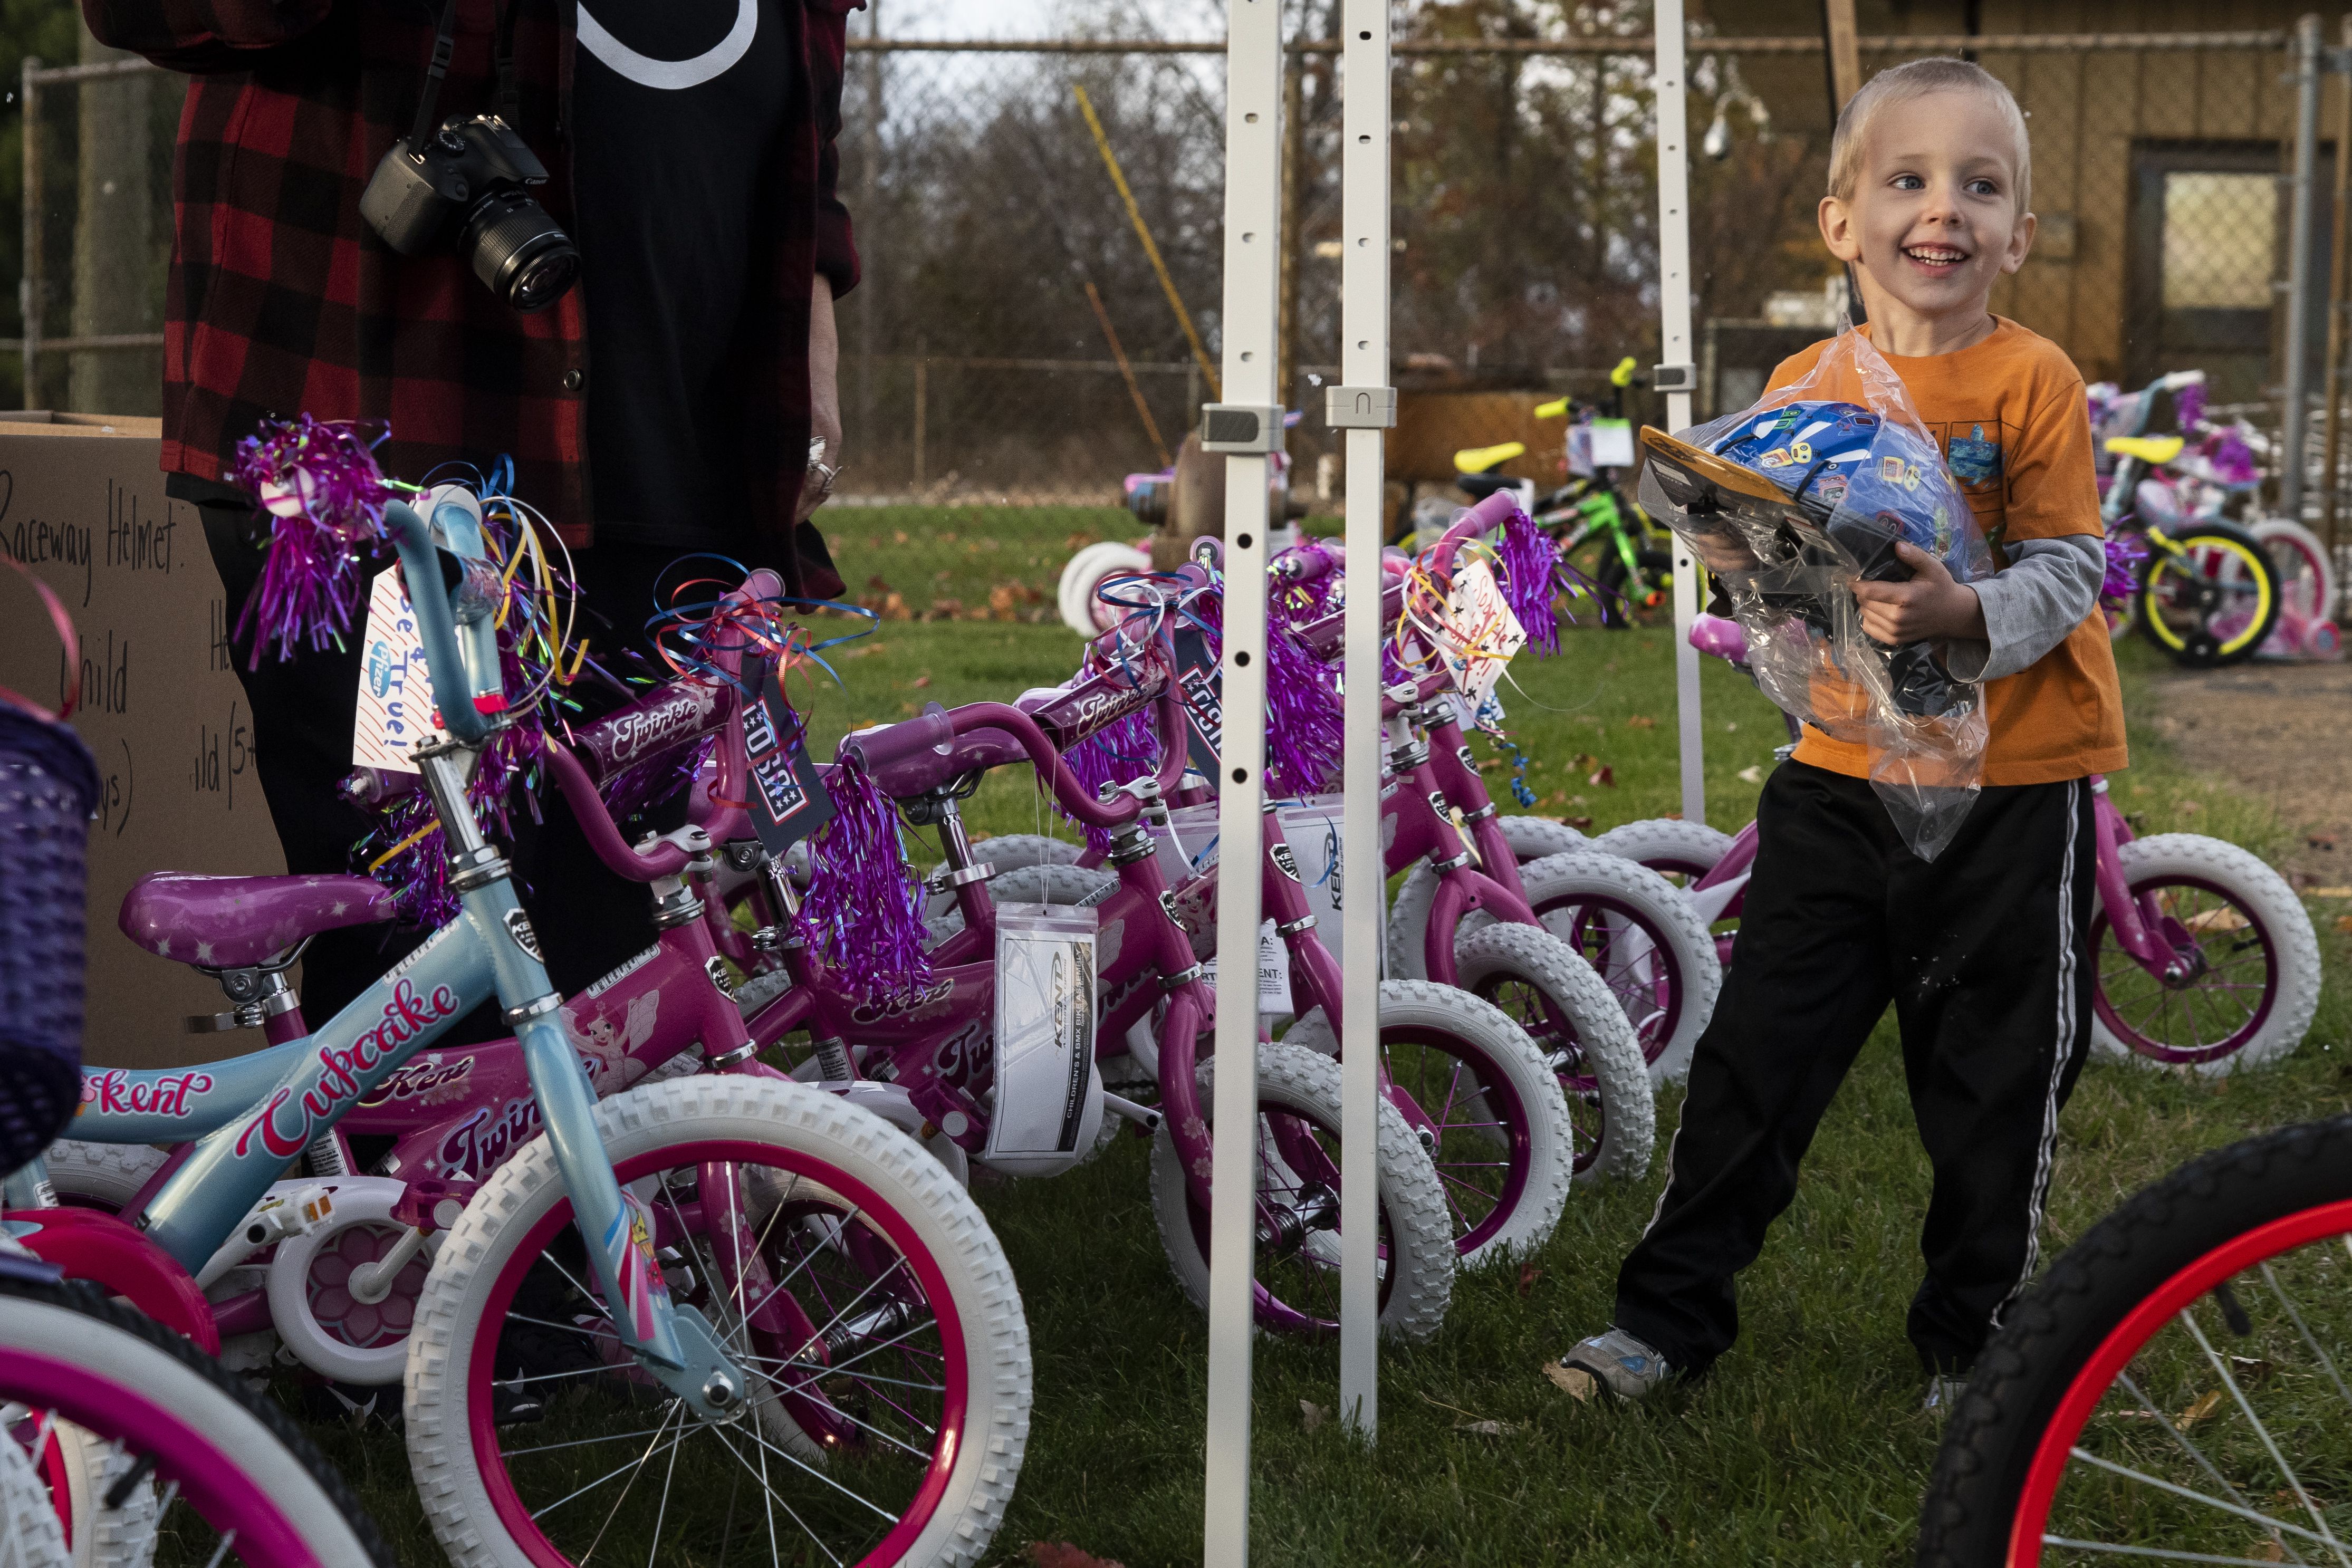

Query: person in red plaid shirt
left=87, top=0, right=863, bottom=1030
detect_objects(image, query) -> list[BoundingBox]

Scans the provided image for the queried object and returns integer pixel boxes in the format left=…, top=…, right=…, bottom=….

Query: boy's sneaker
left=1923, top=1374, right=1969, bottom=1414
left=1558, top=1328, right=1673, bottom=1401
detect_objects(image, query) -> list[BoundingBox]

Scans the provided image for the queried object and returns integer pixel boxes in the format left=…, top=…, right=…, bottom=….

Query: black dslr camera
left=360, top=113, right=579, bottom=313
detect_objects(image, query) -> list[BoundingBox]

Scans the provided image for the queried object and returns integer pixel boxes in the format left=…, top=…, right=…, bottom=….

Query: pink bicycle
left=1598, top=613, right=2321, bottom=1074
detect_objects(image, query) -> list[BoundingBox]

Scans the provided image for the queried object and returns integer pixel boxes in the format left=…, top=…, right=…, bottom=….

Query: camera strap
left=407, top=0, right=525, bottom=155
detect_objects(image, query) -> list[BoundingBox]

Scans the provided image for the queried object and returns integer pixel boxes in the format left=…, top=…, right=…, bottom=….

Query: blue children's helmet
left=1707, top=398, right=1962, bottom=566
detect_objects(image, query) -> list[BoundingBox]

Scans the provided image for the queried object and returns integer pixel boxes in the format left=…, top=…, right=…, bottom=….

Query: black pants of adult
left=202, top=506, right=689, bottom=1033
left=1613, top=758, right=2098, bottom=1378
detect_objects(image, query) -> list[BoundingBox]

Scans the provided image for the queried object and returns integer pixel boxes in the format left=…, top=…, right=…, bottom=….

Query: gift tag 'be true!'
left=352, top=568, right=436, bottom=773
left=741, top=673, right=835, bottom=856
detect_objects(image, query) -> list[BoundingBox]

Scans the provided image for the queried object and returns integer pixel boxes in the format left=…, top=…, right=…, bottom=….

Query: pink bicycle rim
left=469, top=1138, right=971, bottom=1568
left=0, top=1348, right=320, bottom=1566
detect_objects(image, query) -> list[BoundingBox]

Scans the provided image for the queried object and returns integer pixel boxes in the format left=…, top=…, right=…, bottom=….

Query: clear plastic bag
left=1637, top=323, right=1994, bottom=860
left=986, top=903, right=1106, bottom=1176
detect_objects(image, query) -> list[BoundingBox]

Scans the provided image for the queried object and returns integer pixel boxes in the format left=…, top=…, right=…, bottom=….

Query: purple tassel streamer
left=230, top=416, right=400, bottom=667
left=1494, top=504, right=1562, bottom=655
left=801, top=757, right=935, bottom=1003
left=2207, top=430, right=2259, bottom=487
left=1060, top=701, right=1158, bottom=854
left=2174, top=381, right=2207, bottom=432
left=602, top=730, right=719, bottom=825
left=1264, top=617, right=1342, bottom=796
left=2102, top=531, right=2151, bottom=600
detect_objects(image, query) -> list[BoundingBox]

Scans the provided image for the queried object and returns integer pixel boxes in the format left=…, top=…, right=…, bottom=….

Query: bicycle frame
left=22, top=502, right=747, bottom=1415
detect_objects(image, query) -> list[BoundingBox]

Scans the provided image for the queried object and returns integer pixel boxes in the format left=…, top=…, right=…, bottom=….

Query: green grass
left=315, top=517, right=2352, bottom=1565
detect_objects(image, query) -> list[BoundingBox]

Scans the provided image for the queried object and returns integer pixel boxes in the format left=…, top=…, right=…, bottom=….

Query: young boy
left=1561, top=57, right=2126, bottom=1406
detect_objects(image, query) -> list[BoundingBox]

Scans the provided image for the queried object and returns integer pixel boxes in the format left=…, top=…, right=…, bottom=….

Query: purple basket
left=0, top=702, right=99, bottom=1172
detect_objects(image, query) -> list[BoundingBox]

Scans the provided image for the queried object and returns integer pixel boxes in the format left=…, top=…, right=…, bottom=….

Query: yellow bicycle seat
left=1610, top=355, right=1638, bottom=388
left=1455, top=441, right=1526, bottom=474
left=2105, top=434, right=2185, bottom=465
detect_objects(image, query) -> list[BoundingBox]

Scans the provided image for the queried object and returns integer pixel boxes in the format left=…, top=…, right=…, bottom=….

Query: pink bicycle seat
left=119, top=872, right=397, bottom=968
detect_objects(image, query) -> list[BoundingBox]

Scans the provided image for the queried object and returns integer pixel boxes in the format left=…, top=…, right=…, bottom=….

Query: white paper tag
left=1589, top=417, right=1637, bottom=469
left=352, top=567, right=437, bottom=773
left=1202, top=918, right=1291, bottom=1017
left=989, top=905, right=1098, bottom=1159
left=1439, top=559, right=1527, bottom=706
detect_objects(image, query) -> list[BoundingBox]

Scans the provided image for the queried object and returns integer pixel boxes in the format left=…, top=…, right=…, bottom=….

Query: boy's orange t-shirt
left=1761, top=316, right=2128, bottom=786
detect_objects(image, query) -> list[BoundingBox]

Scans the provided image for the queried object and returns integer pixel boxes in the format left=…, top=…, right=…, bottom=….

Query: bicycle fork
left=420, top=743, right=748, bottom=1418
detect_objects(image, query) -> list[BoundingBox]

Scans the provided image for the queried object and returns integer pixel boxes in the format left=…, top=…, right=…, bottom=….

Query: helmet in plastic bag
left=1707, top=398, right=1960, bottom=572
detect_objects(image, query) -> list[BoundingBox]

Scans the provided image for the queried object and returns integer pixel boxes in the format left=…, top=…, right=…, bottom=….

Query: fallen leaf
left=1299, top=1399, right=1329, bottom=1432
left=2182, top=907, right=2250, bottom=934
left=2264, top=1538, right=2287, bottom=1563
left=2310, top=831, right=2338, bottom=850
left=911, top=675, right=932, bottom=689
left=1455, top=1418, right=1515, bottom=1437
left=2308, top=886, right=2352, bottom=898
left=1626, top=715, right=1657, bottom=729
left=1569, top=752, right=1599, bottom=773
left=2178, top=799, right=2201, bottom=814
left=2230, top=1354, right=2273, bottom=1384
left=1725, top=721, right=1739, bottom=732
left=1564, top=816, right=1594, bottom=831
left=1588, top=765, right=1615, bottom=788
left=1517, top=1263, right=1542, bottom=1297
left=1028, top=1545, right=1125, bottom=1568
left=2175, top=1389, right=2225, bottom=1431
left=2336, top=915, right=2352, bottom=934
left=1736, top=765, right=1763, bottom=784
left=1542, top=1362, right=1596, bottom=1401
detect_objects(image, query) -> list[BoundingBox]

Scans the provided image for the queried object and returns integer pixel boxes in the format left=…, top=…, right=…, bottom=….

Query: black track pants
left=1612, top=759, right=2098, bottom=1377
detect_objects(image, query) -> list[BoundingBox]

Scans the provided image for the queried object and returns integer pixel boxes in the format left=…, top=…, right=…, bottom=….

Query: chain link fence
left=0, top=9, right=2331, bottom=621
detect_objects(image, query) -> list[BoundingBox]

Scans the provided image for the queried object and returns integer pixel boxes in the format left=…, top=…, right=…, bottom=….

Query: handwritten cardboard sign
left=0, top=415, right=291, bottom=1069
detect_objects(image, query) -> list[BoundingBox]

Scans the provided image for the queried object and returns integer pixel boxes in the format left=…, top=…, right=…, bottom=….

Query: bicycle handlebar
left=384, top=501, right=493, bottom=745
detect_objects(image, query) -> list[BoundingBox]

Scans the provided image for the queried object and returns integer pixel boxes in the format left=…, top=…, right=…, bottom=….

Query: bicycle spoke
left=2109, top=1371, right=2304, bottom=1567
left=2178, top=1310, right=2352, bottom=1566
left=531, top=1400, right=687, bottom=1526
left=2043, top=1537, right=2334, bottom=1565
left=2065, top=1447, right=2332, bottom=1551
left=704, top=1418, right=840, bottom=1568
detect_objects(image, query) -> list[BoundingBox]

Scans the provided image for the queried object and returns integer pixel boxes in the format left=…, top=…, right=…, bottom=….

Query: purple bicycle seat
left=1689, top=613, right=1751, bottom=665
left=119, top=872, right=397, bottom=968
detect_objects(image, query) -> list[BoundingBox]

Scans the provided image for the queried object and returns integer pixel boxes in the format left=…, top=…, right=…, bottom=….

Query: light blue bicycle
left=12, top=501, right=1031, bottom=1568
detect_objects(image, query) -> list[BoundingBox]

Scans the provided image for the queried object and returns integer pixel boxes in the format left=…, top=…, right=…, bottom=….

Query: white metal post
left=1202, top=2, right=1282, bottom=1562
left=1332, top=0, right=1392, bottom=1439
left=1653, top=0, right=1705, bottom=825
left=2285, top=13, right=2324, bottom=520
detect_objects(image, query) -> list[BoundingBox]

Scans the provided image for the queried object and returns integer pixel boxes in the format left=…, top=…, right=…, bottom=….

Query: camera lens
left=460, top=188, right=580, bottom=313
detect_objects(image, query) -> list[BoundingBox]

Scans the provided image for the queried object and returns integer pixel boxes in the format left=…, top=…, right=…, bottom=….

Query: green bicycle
left=1452, top=357, right=1676, bottom=629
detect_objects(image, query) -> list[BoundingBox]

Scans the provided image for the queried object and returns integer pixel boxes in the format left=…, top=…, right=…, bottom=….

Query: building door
left=2126, top=140, right=2332, bottom=406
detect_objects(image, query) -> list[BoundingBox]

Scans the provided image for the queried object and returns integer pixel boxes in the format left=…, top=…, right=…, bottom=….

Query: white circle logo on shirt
left=577, top=1, right=757, bottom=91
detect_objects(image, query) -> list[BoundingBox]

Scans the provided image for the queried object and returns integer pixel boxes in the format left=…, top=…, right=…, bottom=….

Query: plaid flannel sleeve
left=80, top=0, right=335, bottom=73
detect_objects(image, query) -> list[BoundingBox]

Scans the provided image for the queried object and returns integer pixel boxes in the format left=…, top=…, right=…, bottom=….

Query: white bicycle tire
left=1450, top=922, right=1656, bottom=1185
left=403, top=1075, right=1031, bottom=1568
left=1057, top=542, right=1153, bottom=635
left=1384, top=816, right=1587, bottom=980
left=924, top=834, right=1082, bottom=919
left=36, top=1143, right=166, bottom=1211
left=2250, top=516, right=2336, bottom=623
left=1147, top=1042, right=1455, bottom=1341
left=1505, top=849, right=1724, bottom=1084
left=0, top=1408, right=68, bottom=1568
left=1283, top=978, right=1574, bottom=1265
left=0, top=1275, right=391, bottom=1566
left=2090, top=833, right=2321, bottom=1074
left=1590, top=817, right=1737, bottom=878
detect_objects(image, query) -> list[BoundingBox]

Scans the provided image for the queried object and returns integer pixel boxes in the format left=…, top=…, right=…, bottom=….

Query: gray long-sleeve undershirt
left=1941, top=533, right=2105, bottom=683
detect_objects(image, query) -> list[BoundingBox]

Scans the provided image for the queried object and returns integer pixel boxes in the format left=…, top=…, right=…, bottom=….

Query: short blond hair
left=1827, top=57, right=2031, bottom=214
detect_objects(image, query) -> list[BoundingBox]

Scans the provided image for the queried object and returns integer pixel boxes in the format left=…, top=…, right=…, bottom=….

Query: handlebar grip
left=383, top=501, right=490, bottom=745
left=840, top=704, right=955, bottom=775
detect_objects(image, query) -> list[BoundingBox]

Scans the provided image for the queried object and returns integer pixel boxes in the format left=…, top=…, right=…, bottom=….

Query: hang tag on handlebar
left=1588, top=418, right=1636, bottom=470
left=352, top=567, right=436, bottom=774
left=741, top=672, right=834, bottom=857
left=1171, top=624, right=1223, bottom=776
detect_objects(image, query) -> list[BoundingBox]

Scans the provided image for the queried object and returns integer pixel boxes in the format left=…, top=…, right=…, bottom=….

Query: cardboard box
left=0, top=413, right=292, bottom=1069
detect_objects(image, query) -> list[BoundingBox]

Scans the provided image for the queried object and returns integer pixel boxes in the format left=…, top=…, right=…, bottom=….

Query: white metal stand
left=1654, top=0, right=1705, bottom=825
left=1332, top=0, right=1393, bottom=1439
left=1201, top=2, right=1282, bottom=1561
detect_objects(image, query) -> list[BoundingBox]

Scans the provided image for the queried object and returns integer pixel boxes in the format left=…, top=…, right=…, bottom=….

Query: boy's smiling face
left=1820, top=87, right=2035, bottom=353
